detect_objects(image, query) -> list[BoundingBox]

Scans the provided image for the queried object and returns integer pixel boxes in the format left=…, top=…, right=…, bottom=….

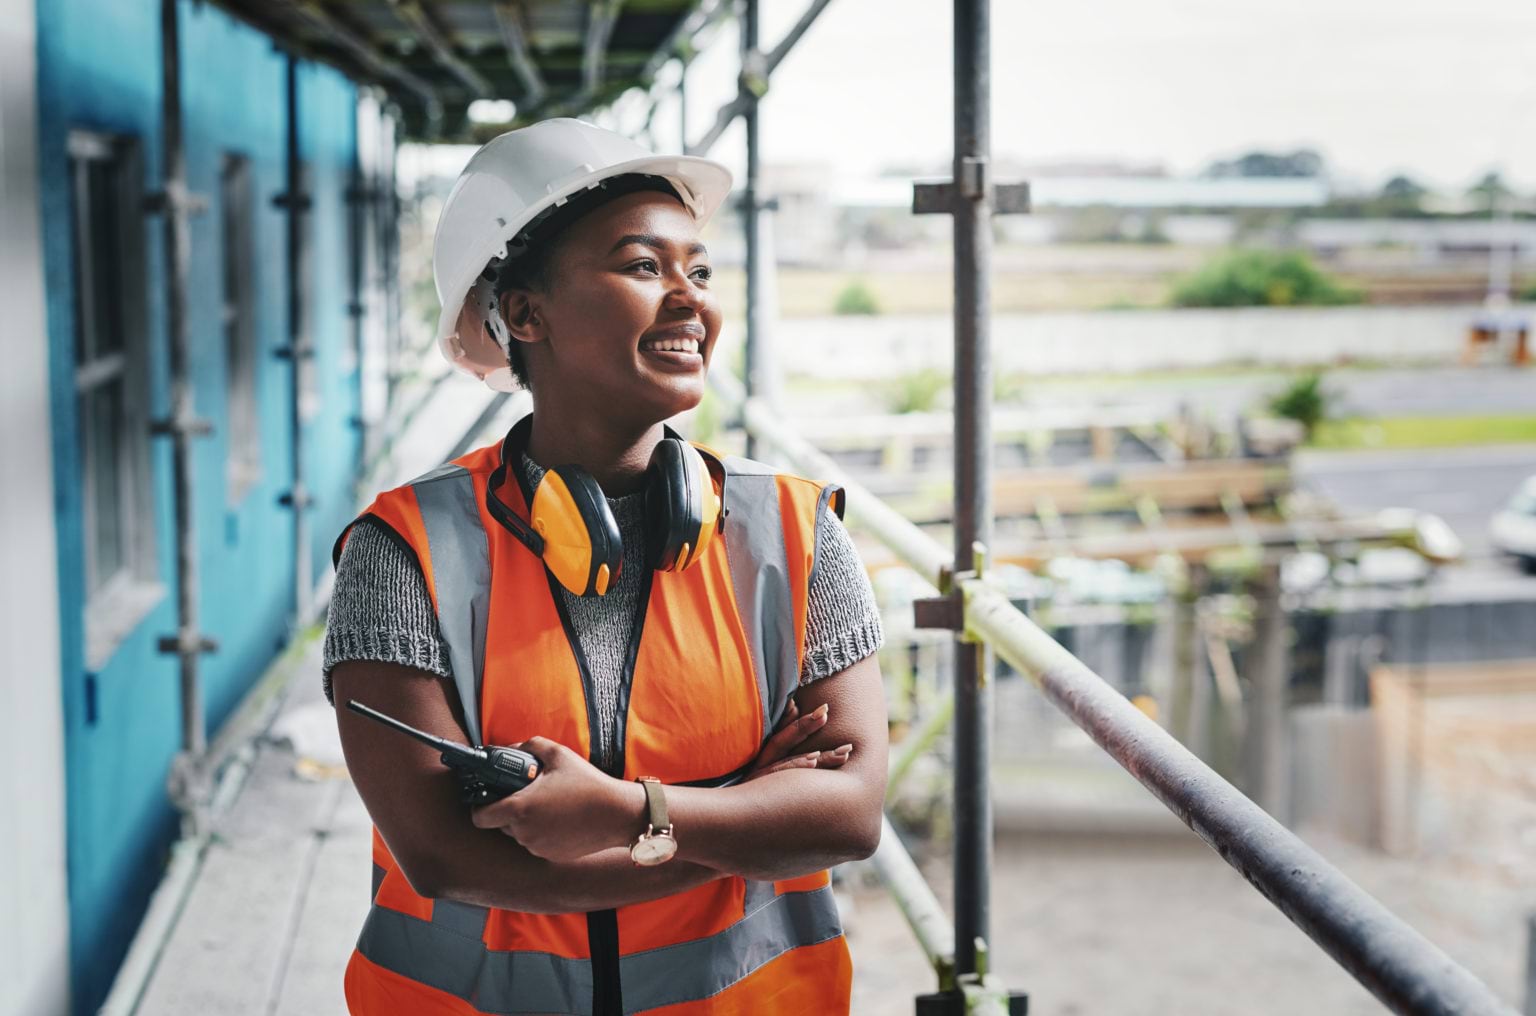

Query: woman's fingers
left=755, top=703, right=830, bottom=766
left=774, top=698, right=800, bottom=731
left=761, top=752, right=820, bottom=776
left=753, top=743, right=855, bottom=778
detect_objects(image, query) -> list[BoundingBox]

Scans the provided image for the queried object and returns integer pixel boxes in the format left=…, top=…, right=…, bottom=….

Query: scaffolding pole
left=277, top=55, right=315, bottom=624
left=904, top=2, right=1026, bottom=1009
left=741, top=0, right=765, bottom=459
left=149, top=0, right=216, bottom=835
left=950, top=0, right=994, bottom=989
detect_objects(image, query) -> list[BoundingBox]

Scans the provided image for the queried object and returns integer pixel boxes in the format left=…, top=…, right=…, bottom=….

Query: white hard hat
left=433, top=118, right=734, bottom=390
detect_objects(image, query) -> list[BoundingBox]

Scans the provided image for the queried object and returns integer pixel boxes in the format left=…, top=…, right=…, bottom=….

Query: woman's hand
left=471, top=737, right=639, bottom=862
left=741, top=699, right=853, bottom=782
left=470, top=703, right=854, bottom=861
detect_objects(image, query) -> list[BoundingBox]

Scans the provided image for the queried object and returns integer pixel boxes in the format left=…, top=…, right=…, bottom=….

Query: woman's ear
left=500, top=290, right=544, bottom=345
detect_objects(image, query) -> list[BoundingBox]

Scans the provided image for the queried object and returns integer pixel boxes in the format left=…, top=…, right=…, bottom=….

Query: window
left=69, top=131, right=159, bottom=666
left=222, top=154, right=261, bottom=501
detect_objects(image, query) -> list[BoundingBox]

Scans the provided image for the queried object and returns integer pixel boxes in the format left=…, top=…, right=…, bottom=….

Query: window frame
left=67, top=129, right=162, bottom=668
left=221, top=151, right=262, bottom=503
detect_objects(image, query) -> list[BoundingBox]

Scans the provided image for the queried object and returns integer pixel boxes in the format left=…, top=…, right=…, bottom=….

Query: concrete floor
left=845, top=826, right=1533, bottom=1016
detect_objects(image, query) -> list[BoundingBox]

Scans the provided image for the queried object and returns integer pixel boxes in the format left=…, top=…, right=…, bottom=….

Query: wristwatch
left=630, top=777, right=677, bottom=867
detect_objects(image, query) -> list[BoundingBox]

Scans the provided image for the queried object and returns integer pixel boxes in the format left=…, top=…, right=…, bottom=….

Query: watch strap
left=640, top=776, right=669, bottom=831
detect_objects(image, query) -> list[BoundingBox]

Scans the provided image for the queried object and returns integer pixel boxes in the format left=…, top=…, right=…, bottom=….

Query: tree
left=1170, top=250, right=1361, bottom=308
left=1373, top=175, right=1430, bottom=216
left=1266, top=371, right=1339, bottom=440
left=1380, top=175, right=1426, bottom=201
left=1206, top=149, right=1325, bottom=179
left=1468, top=171, right=1513, bottom=214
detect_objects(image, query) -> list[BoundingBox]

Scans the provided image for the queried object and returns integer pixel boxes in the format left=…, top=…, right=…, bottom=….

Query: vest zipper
left=543, top=559, right=654, bottom=1016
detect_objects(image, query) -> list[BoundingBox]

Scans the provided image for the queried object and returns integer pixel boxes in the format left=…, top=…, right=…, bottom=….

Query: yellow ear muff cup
left=531, top=466, right=621, bottom=596
left=644, top=438, right=710, bottom=572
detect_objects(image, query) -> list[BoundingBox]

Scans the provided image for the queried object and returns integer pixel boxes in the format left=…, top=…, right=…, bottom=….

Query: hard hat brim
left=434, top=153, right=734, bottom=388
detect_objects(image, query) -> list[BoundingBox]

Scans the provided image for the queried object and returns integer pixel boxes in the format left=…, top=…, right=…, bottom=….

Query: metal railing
left=710, top=369, right=1518, bottom=1016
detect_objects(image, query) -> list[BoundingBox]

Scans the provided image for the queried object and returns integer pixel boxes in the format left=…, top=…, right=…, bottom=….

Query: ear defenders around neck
left=485, top=419, right=726, bottom=598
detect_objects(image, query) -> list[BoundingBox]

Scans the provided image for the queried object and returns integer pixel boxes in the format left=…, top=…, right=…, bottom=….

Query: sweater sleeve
left=322, top=520, right=453, bottom=704
left=800, top=507, right=885, bottom=684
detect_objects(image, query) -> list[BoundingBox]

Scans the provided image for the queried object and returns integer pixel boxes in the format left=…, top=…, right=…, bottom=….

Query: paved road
left=1295, top=445, right=1536, bottom=599
left=1027, top=365, right=1536, bottom=421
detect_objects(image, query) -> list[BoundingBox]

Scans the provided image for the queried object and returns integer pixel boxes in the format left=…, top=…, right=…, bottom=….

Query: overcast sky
left=645, top=0, right=1536, bottom=193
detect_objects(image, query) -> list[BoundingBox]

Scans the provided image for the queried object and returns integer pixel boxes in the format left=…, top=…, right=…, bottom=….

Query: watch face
left=631, top=832, right=677, bottom=867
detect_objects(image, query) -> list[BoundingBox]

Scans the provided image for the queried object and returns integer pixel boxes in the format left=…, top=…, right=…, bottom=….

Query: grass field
left=1310, top=415, right=1536, bottom=450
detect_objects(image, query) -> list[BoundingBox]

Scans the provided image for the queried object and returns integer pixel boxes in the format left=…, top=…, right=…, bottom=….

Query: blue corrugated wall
left=35, top=2, right=361, bottom=1011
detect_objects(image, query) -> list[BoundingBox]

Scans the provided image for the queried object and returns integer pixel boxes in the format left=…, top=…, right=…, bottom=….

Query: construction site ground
left=128, top=634, right=1534, bottom=1016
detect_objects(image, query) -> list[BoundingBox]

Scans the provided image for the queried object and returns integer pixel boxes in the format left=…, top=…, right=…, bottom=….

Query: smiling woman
left=324, top=119, right=888, bottom=1016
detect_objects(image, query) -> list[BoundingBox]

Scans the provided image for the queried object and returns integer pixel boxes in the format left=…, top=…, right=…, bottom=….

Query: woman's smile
left=639, top=321, right=706, bottom=370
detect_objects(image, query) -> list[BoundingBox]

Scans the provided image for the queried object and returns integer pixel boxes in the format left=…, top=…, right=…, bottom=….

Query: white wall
left=774, top=304, right=1499, bottom=381
left=0, top=0, right=73, bottom=1012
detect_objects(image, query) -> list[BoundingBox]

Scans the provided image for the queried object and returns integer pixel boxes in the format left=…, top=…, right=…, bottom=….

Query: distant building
left=744, top=166, right=1331, bottom=262
left=5, top=2, right=396, bottom=1012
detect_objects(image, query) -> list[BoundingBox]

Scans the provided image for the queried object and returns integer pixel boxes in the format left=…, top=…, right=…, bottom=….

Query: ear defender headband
left=485, top=416, right=726, bottom=597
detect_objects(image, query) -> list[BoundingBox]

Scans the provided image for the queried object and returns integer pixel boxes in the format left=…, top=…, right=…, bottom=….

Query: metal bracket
left=915, top=983, right=1028, bottom=1015
left=913, top=593, right=965, bottom=632
left=273, top=343, right=316, bottom=361
left=157, top=634, right=219, bottom=656
left=272, top=191, right=313, bottom=212
left=346, top=300, right=365, bottom=318
left=916, top=938, right=1028, bottom=1014
left=958, top=156, right=987, bottom=200
left=916, top=545, right=991, bottom=632
left=739, top=48, right=769, bottom=98
left=149, top=416, right=215, bottom=438
left=912, top=179, right=1031, bottom=216
left=734, top=193, right=781, bottom=214
left=277, top=487, right=316, bottom=510
left=143, top=185, right=209, bottom=217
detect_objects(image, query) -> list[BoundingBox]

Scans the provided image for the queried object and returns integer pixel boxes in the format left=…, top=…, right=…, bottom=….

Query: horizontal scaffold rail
left=709, top=372, right=1518, bottom=1016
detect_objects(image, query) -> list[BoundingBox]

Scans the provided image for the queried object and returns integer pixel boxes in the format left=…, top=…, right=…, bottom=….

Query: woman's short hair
left=488, top=173, right=684, bottom=389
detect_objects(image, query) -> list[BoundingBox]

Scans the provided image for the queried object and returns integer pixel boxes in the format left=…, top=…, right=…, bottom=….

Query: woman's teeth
left=640, top=338, right=700, bottom=354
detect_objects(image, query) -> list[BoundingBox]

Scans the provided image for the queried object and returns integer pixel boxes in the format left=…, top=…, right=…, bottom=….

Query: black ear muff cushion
left=550, top=464, right=622, bottom=594
left=644, top=439, right=703, bottom=571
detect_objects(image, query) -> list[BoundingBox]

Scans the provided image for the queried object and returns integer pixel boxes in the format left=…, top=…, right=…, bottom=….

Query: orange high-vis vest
left=332, top=423, right=853, bottom=1015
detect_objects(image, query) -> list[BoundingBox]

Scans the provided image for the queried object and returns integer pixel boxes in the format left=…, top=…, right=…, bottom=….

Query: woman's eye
left=690, top=266, right=713, bottom=282
left=631, top=259, right=660, bottom=274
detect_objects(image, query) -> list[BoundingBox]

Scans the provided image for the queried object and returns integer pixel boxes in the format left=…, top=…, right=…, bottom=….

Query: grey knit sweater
left=324, top=452, right=883, bottom=770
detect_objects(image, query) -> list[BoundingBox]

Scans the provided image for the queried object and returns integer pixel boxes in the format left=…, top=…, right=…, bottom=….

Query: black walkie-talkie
left=346, top=700, right=541, bottom=805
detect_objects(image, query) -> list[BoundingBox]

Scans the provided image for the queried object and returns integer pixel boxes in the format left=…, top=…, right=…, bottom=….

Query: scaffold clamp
left=912, top=178, right=1030, bottom=216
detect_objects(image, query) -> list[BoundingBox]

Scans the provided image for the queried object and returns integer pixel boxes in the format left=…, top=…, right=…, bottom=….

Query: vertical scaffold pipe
left=952, top=0, right=993, bottom=980
left=741, top=0, right=763, bottom=460
left=157, top=0, right=209, bottom=832
left=283, top=56, right=313, bottom=623
left=678, top=59, right=689, bottom=151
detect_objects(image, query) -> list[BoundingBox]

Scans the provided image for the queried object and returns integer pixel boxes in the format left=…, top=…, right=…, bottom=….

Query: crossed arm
left=330, top=653, right=888, bottom=915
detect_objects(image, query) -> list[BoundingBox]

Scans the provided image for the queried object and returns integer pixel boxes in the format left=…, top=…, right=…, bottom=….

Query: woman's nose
left=663, top=274, right=706, bottom=313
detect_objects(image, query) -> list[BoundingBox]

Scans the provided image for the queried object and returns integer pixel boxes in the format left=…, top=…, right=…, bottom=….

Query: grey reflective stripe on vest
left=356, top=885, right=842, bottom=1014
left=721, top=456, right=800, bottom=739
left=409, top=465, right=492, bottom=746
left=356, top=901, right=592, bottom=1015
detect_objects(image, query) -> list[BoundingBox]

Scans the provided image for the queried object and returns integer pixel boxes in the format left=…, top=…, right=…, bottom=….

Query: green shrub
left=834, top=278, right=881, bottom=315
left=1171, top=249, right=1361, bottom=308
left=880, top=369, right=951, bottom=414
left=1518, top=279, right=1536, bottom=302
left=1267, top=370, right=1337, bottom=438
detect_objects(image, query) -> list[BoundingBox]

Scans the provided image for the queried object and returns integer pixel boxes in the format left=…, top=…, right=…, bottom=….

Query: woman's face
left=513, top=190, right=721, bottom=428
